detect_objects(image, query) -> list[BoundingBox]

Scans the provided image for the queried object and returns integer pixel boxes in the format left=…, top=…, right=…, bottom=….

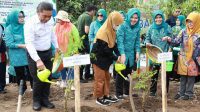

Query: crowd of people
left=0, top=1, right=200, bottom=111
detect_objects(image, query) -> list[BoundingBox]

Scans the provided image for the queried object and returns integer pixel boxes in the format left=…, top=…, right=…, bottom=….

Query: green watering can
left=37, top=69, right=56, bottom=84
left=115, top=63, right=129, bottom=81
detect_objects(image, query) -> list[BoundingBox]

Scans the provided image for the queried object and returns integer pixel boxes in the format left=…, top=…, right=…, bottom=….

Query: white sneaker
left=123, top=94, right=129, bottom=98
left=60, top=80, right=67, bottom=88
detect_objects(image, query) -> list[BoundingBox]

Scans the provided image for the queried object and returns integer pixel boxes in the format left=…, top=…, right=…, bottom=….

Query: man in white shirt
left=24, top=2, right=58, bottom=111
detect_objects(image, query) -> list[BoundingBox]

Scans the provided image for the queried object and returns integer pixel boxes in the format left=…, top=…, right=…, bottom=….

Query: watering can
left=115, top=63, right=129, bottom=81
left=146, top=45, right=163, bottom=63
left=37, top=69, right=57, bottom=84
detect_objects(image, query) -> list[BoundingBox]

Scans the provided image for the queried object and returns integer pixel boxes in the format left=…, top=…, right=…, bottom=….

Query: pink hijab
left=55, top=22, right=73, bottom=53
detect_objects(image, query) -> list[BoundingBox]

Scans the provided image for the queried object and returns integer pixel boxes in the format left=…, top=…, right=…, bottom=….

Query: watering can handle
left=37, top=68, right=46, bottom=73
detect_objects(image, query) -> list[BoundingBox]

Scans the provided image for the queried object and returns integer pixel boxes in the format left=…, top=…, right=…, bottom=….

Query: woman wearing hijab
left=115, top=8, right=141, bottom=100
left=54, top=10, right=81, bottom=88
left=169, top=12, right=200, bottom=100
left=172, top=15, right=186, bottom=36
left=171, top=15, right=186, bottom=81
left=89, top=9, right=107, bottom=52
left=119, top=11, right=126, bottom=20
left=145, top=10, right=172, bottom=96
left=91, top=11, right=123, bottom=106
left=3, top=10, right=32, bottom=94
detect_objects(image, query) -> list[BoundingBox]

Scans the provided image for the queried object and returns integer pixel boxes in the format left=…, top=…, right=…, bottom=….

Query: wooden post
left=74, top=65, right=80, bottom=112
left=128, top=74, right=137, bottom=112
left=17, top=80, right=23, bottom=112
left=161, top=61, right=167, bottom=112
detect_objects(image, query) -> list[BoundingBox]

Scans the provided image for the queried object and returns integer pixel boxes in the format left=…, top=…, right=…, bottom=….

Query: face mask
left=113, top=25, right=119, bottom=31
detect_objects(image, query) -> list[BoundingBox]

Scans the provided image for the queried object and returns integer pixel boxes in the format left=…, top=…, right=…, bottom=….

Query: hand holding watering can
left=36, top=59, right=46, bottom=70
left=37, top=69, right=59, bottom=85
left=115, top=63, right=129, bottom=81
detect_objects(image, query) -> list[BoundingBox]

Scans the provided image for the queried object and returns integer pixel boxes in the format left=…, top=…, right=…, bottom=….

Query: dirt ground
left=0, top=78, right=200, bottom=112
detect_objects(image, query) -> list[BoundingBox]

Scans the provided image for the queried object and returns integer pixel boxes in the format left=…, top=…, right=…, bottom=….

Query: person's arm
left=71, top=25, right=81, bottom=54
left=24, top=21, right=40, bottom=62
left=85, top=26, right=90, bottom=34
left=162, top=25, right=173, bottom=41
left=170, top=30, right=184, bottom=46
left=116, top=25, right=126, bottom=63
left=135, top=29, right=141, bottom=61
left=84, top=16, right=92, bottom=34
left=116, top=25, right=125, bottom=55
left=95, top=39, right=118, bottom=61
left=3, top=28, right=22, bottom=49
left=51, top=29, right=58, bottom=49
left=88, top=22, right=95, bottom=43
left=135, top=29, right=141, bottom=53
left=113, top=43, right=120, bottom=61
left=145, top=27, right=152, bottom=46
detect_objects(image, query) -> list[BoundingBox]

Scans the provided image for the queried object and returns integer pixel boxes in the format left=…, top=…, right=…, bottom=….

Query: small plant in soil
left=129, top=70, right=156, bottom=112
left=64, top=79, right=74, bottom=112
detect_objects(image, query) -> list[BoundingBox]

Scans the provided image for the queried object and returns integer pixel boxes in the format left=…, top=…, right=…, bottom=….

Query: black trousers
left=28, top=49, right=52, bottom=102
left=80, top=64, right=91, bottom=79
left=0, top=62, right=6, bottom=91
left=150, top=64, right=170, bottom=94
left=9, top=75, right=17, bottom=83
left=79, top=41, right=92, bottom=80
left=14, top=65, right=32, bottom=92
left=115, top=63, right=133, bottom=96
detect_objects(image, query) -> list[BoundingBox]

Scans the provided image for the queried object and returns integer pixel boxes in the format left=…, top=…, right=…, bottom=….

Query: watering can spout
left=115, top=63, right=129, bottom=81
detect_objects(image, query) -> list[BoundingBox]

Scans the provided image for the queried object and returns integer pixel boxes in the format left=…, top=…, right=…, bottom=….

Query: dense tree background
left=56, top=0, right=200, bottom=23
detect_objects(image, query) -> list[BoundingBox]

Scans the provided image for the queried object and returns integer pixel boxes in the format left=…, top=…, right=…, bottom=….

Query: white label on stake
left=63, top=54, right=90, bottom=67
left=140, top=54, right=146, bottom=67
left=158, top=52, right=172, bottom=62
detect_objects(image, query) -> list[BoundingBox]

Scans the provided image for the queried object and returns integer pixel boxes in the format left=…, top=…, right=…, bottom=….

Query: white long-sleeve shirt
left=24, top=15, right=58, bottom=62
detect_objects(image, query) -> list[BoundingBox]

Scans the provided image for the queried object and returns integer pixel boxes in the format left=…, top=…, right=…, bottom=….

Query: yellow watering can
left=115, top=63, right=129, bottom=81
left=37, top=69, right=56, bottom=84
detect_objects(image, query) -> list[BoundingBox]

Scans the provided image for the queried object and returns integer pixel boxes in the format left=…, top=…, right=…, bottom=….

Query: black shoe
left=114, top=95, right=124, bottom=100
left=149, top=92, right=156, bottom=97
left=41, top=100, right=55, bottom=109
left=174, top=94, right=182, bottom=100
left=0, top=90, right=7, bottom=94
left=182, top=95, right=189, bottom=100
left=132, top=94, right=139, bottom=97
left=96, top=98, right=110, bottom=106
left=104, top=96, right=119, bottom=103
left=33, top=101, right=41, bottom=111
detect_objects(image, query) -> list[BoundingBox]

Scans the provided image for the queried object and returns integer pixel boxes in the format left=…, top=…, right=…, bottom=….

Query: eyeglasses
left=176, top=11, right=181, bottom=13
left=97, top=15, right=103, bottom=17
left=18, top=16, right=25, bottom=18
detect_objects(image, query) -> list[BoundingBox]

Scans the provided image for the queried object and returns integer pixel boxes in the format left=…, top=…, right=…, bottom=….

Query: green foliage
left=132, top=70, right=156, bottom=91
left=57, top=0, right=100, bottom=23
left=90, top=53, right=97, bottom=60
left=56, top=0, right=200, bottom=26
left=104, top=0, right=136, bottom=12
left=181, top=0, right=200, bottom=15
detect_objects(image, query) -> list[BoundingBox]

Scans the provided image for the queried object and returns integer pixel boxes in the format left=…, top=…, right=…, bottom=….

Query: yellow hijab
left=94, top=11, right=123, bottom=48
left=185, top=12, right=200, bottom=61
